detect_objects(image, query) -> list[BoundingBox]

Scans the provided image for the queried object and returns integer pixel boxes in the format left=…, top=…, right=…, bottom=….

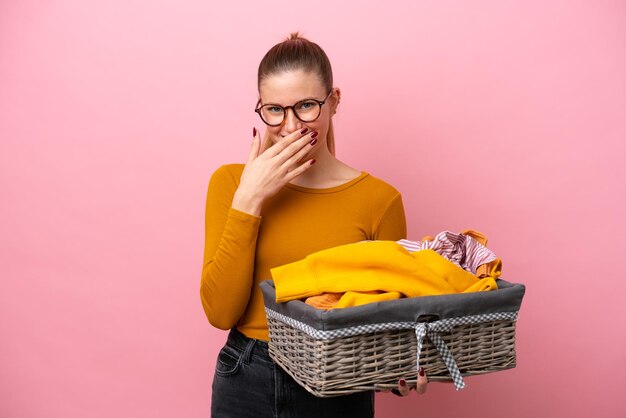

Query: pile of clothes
left=270, top=230, right=503, bottom=310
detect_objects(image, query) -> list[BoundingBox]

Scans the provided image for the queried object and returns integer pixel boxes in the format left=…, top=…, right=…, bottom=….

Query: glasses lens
left=260, top=105, right=284, bottom=126
left=294, top=100, right=321, bottom=122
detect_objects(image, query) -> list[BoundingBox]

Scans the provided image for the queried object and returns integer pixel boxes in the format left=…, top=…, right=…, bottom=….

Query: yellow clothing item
left=271, top=241, right=498, bottom=305
left=306, top=290, right=402, bottom=310
left=336, top=291, right=403, bottom=308
left=305, top=293, right=344, bottom=310
left=477, top=258, right=502, bottom=279
left=200, top=164, right=407, bottom=341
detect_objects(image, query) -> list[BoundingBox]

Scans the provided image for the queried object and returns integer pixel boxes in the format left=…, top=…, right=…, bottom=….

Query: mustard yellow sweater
left=270, top=241, right=498, bottom=306
left=200, top=164, right=406, bottom=341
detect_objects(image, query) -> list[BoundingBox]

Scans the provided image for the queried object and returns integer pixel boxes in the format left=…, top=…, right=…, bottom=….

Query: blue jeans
left=211, top=327, right=375, bottom=417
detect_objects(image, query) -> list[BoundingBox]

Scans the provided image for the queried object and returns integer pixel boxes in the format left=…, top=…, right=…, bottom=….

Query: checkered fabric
left=265, top=308, right=518, bottom=391
left=414, top=312, right=518, bottom=390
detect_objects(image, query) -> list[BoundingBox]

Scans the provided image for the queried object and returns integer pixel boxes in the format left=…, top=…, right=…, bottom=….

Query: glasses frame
left=254, top=89, right=333, bottom=127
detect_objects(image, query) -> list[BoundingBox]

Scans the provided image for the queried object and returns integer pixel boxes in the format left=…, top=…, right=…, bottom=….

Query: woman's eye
left=297, top=101, right=316, bottom=110
left=267, top=106, right=283, bottom=114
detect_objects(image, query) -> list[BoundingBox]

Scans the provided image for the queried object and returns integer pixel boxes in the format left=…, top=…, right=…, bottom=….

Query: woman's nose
left=282, top=107, right=302, bottom=133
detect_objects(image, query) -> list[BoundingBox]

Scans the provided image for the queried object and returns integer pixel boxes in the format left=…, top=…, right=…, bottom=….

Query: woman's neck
left=288, top=146, right=361, bottom=188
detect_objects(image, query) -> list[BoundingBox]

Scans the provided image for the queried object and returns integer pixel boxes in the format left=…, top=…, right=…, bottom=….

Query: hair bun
left=288, top=31, right=303, bottom=41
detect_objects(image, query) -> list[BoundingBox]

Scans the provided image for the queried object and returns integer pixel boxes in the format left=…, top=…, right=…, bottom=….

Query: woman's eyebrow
left=261, top=96, right=321, bottom=106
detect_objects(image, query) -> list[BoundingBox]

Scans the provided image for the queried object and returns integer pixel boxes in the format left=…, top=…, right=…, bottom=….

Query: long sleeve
left=200, top=165, right=261, bottom=330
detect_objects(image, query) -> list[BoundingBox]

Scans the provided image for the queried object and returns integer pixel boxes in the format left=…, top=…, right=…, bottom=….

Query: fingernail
left=311, top=131, right=318, bottom=138
left=310, top=159, right=316, bottom=165
left=419, top=367, right=425, bottom=376
left=399, top=379, right=406, bottom=386
left=300, top=127, right=308, bottom=134
left=310, top=138, right=317, bottom=146
left=253, top=127, right=257, bottom=137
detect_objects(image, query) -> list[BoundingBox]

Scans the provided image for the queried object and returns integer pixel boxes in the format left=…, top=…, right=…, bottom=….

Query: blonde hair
left=257, top=32, right=336, bottom=156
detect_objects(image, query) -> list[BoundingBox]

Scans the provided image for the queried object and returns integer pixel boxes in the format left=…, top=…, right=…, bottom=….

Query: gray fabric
left=259, top=279, right=525, bottom=331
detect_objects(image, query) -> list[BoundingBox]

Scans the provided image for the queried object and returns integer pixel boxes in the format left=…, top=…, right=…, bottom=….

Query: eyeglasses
left=254, top=90, right=333, bottom=126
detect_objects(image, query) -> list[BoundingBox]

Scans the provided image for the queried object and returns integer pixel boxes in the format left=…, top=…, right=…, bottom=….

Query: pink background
left=1, top=1, right=625, bottom=417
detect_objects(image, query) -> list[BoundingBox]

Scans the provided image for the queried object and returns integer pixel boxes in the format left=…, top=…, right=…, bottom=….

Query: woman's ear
left=331, top=87, right=341, bottom=115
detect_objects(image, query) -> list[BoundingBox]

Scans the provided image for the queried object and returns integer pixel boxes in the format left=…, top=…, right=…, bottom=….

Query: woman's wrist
left=231, top=189, right=263, bottom=217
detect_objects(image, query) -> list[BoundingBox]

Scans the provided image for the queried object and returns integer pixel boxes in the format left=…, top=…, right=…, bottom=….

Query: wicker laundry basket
left=260, top=279, right=525, bottom=397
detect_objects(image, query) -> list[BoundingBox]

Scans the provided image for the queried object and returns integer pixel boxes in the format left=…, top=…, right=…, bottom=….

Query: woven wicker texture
left=267, top=316, right=517, bottom=397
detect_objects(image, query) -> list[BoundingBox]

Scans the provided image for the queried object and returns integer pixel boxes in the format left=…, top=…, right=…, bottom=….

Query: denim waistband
left=226, top=327, right=270, bottom=359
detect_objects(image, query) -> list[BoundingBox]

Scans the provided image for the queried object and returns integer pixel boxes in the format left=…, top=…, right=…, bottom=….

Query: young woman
left=201, top=32, right=428, bottom=417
